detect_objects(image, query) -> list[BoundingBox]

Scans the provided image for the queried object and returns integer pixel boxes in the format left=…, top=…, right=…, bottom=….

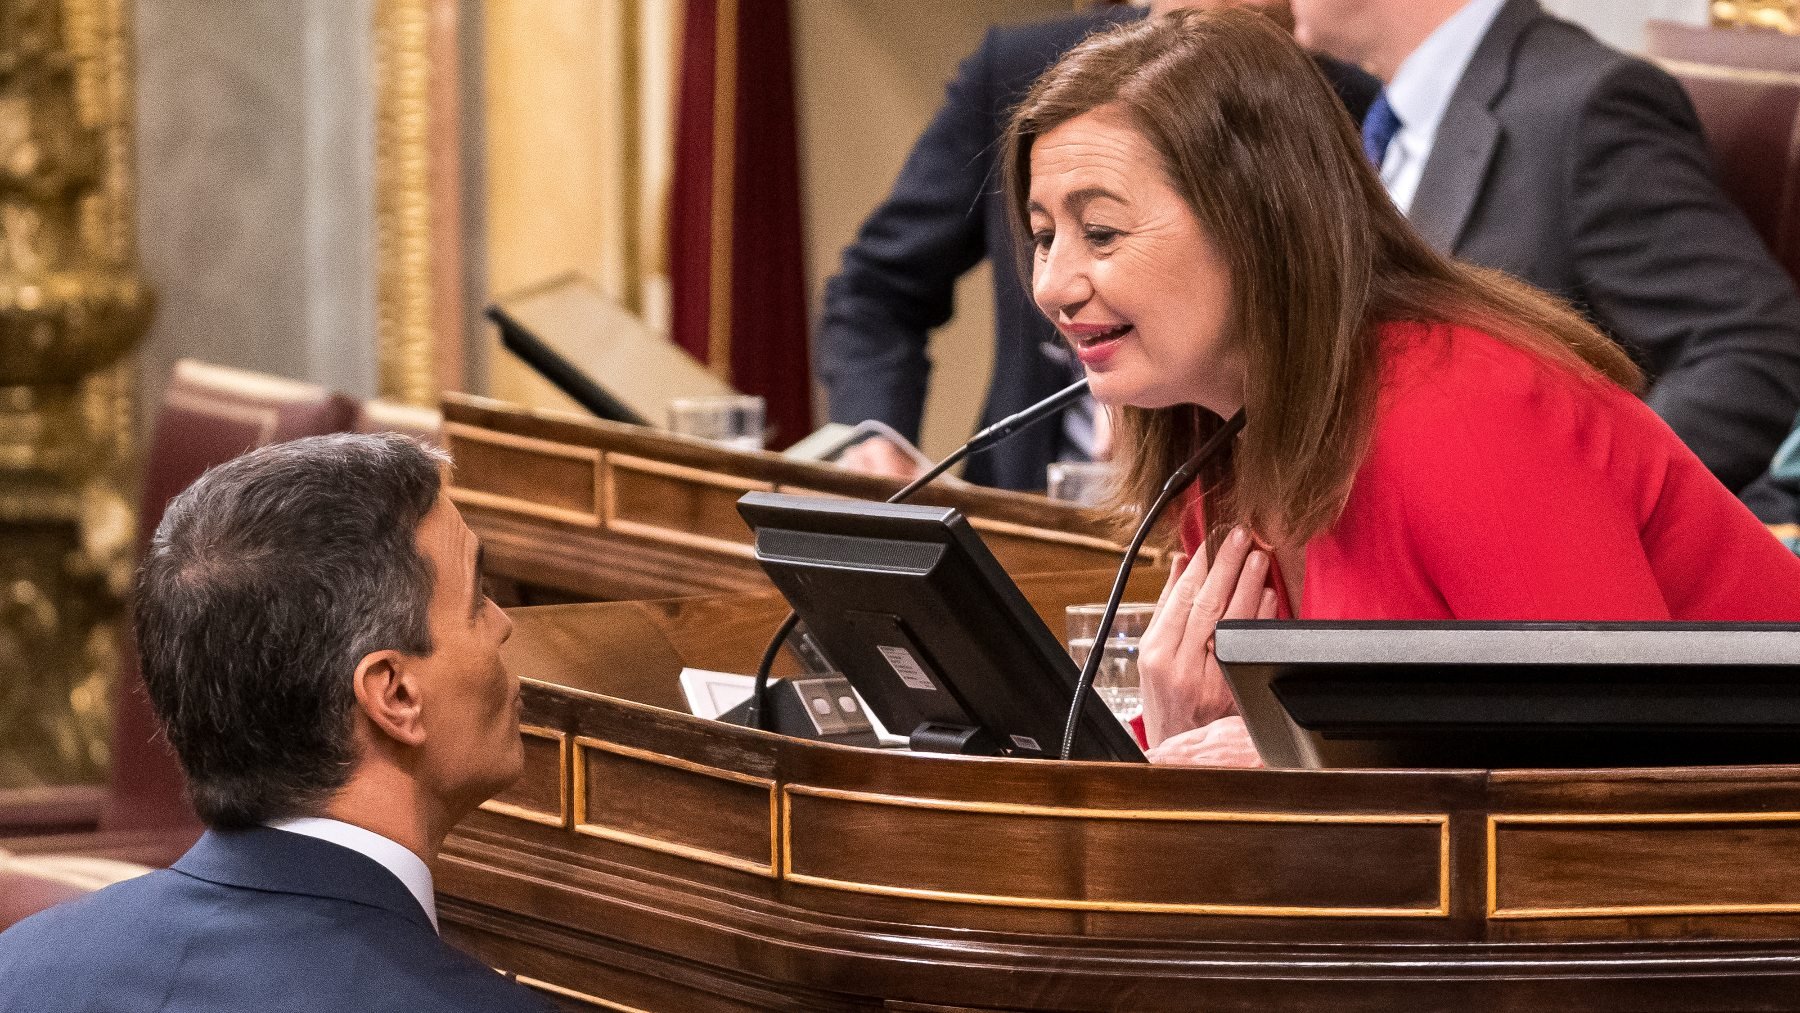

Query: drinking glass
left=1065, top=602, right=1156, bottom=724
left=1045, top=460, right=1116, bottom=507
left=667, top=394, right=766, bottom=451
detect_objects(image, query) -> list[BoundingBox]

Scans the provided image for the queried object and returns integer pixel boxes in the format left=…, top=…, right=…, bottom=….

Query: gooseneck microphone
left=1057, top=408, right=1247, bottom=761
left=745, top=378, right=1092, bottom=731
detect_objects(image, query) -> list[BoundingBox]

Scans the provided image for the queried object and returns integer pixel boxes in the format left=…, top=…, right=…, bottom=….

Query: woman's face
left=1028, top=105, right=1241, bottom=414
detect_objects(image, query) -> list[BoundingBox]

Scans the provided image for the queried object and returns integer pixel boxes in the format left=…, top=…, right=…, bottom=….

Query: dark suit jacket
left=0, top=828, right=551, bottom=1013
left=816, top=9, right=1378, bottom=489
left=1411, top=0, right=1800, bottom=492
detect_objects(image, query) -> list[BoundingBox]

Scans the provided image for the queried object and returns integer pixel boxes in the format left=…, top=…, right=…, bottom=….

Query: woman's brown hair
left=1002, top=9, right=1641, bottom=549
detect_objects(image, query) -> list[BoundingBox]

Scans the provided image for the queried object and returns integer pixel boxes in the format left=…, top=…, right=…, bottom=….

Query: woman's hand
left=1146, top=716, right=1263, bottom=767
left=1137, top=525, right=1276, bottom=747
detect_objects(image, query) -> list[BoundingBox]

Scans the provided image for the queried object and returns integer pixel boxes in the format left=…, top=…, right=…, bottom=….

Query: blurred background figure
left=815, top=0, right=1377, bottom=490
left=1293, top=0, right=1800, bottom=493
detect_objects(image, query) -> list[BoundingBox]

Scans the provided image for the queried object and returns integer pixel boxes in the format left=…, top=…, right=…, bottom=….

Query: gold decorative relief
left=1713, top=0, right=1800, bottom=32
left=0, top=0, right=152, bottom=787
left=374, top=0, right=436, bottom=406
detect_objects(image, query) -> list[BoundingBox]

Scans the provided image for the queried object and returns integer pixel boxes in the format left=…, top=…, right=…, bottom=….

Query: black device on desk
left=735, top=491, right=1145, bottom=762
left=1218, top=621, right=1800, bottom=769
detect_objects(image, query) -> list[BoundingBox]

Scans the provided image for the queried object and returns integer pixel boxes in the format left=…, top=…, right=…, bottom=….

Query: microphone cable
left=1057, top=408, right=1247, bottom=760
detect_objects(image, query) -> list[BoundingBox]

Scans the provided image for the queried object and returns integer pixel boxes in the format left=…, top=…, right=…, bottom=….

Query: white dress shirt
left=1378, top=0, right=1508, bottom=213
left=266, top=816, right=438, bottom=933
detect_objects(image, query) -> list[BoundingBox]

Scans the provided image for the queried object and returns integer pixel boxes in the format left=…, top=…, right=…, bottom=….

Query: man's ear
left=352, top=650, right=427, bottom=748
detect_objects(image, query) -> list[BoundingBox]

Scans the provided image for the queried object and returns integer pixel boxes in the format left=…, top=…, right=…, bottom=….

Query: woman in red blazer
left=1004, top=10, right=1800, bottom=765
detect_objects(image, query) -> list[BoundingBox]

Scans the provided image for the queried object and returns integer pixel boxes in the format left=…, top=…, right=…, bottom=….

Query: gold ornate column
left=374, top=0, right=438, bottom=407
left=1713, top=0, right=1800, bottom=32
left=0, top=0, right=152, bottom=788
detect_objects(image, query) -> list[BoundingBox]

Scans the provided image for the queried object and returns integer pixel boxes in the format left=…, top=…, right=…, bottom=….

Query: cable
left=745, top=379, right=1091, bottom=730
left=1058, top=409, right=1246, bottom=760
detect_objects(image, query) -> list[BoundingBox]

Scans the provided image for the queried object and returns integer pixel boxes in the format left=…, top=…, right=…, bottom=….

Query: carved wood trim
left=571, top=737, right=779, bottom=877
left=446, top=421, right=605, bottom=528
left=1488, top=812, right=1800, bottom=919
left=603, top=453, right=769, bottom=560
left=781, top=784, right=1451, bottom=917
left=478, top=725, right=570, bottom=828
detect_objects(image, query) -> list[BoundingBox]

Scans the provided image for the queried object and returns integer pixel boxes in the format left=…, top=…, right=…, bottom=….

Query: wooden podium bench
left=439, top=578, right=1800, bottom=1012
left=442, top=394, right=1158, bottom=604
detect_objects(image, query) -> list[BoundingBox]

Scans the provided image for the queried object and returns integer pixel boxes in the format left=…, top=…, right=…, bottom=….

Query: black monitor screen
left=735, top=491, right=1144, bottom=762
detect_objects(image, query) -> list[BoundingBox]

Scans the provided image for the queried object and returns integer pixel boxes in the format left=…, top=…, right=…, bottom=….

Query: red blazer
left=1180, top=321, right=1800, bottom=621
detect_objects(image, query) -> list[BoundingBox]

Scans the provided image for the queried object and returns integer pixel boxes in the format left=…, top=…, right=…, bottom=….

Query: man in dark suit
left=816, top=1, right=1377, bottom=490
left=1296, top=0, right=1800, bottom=493
left=0, top=434, right=551, bottom=1012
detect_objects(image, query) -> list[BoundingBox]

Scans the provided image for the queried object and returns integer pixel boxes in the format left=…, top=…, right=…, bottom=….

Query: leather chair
left=1645, top=21, right=1800, bottom=286
left=0, top=360, right=354, bottom=869
left=0, top=852, right=151, bottom=930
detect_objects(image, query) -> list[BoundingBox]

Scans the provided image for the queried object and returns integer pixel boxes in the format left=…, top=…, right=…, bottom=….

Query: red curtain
left=669, top=0, right=813, bottom=449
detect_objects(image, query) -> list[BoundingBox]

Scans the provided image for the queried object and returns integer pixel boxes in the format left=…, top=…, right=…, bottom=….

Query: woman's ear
left=351, top=650, right=427, bottom=748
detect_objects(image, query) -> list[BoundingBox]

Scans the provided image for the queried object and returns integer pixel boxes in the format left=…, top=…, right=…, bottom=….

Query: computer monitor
left=1217, top=620, right=1800, bottom=769
left=735, top=491, right=1145, bottom=762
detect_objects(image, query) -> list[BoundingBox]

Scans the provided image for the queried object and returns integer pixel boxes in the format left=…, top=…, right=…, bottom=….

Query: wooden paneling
left=604, top=454, right=768, bottom=559
left=448, top=422, right=604, bottom=527
left=573, top=738, right=777, bottom=877
left=438, top=560, right=1800, bottom=1008
left=784, top=785, right=1447, bottom=916
left=1490, top=813, right=1800, bottom=918
left=443, top=395, right=1162, bottom=604
left=479, top=725, right=569, bottom=829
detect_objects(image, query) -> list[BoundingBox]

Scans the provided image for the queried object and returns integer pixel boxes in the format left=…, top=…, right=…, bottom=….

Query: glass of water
left=667, top=394, right=767, bottom=452
left=1065, top=602, right=1156, bottom=725
left=1045, top=460, right=1116, bottom=507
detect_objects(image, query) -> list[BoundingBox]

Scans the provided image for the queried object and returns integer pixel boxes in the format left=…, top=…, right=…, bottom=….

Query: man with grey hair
left=0, top=433, right=551, bottom=1012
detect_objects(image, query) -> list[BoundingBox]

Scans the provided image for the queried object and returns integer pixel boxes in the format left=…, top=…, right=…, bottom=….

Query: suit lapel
left=173, top=827, right=435, bottom=933
left=1408, top=0, right=1541, bottom=252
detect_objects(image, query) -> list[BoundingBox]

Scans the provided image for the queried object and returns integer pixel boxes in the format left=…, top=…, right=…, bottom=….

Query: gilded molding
left=374, top=0, right=437, bottom=406
left=0, top=0, right=151, bottom=786
left=1713, top=0, right=1800, bottom=33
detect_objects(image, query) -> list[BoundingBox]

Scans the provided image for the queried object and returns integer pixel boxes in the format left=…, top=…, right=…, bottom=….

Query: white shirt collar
left=266, top=816, right=438, bottom=933
left=1384, top=0, right=1507, bottom=150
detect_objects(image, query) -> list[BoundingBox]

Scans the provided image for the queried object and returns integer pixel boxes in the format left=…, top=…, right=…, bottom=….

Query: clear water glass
left=1046, top=460, right=1116, bottom=507
left=667, top=394, right=767, bottom=451
left=1065, top=602, right=1156, bottom=725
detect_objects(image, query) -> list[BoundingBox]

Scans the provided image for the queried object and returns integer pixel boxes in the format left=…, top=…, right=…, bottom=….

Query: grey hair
left=134, top=432, right=451, bottom=829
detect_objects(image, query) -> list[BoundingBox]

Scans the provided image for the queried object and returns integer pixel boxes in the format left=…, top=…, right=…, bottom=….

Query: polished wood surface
left=443, top=394, right=1159, bottom=603
left=440, top=579, right=1800, bottom=1011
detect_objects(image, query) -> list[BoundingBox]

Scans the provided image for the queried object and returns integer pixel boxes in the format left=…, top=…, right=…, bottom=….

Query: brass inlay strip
left=445, top=421, right=605, bottom=528
left=782, top=784, right=1450, bottom=917
left=572, top=737, right=778, bottom=877
left=478, top=724, right=570, bottom=828
left=515, top=975, right=653, bottom=1012
left=603, top=453, right=768, bottom=559
left=1488, top=811, right=1800, bottom=919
